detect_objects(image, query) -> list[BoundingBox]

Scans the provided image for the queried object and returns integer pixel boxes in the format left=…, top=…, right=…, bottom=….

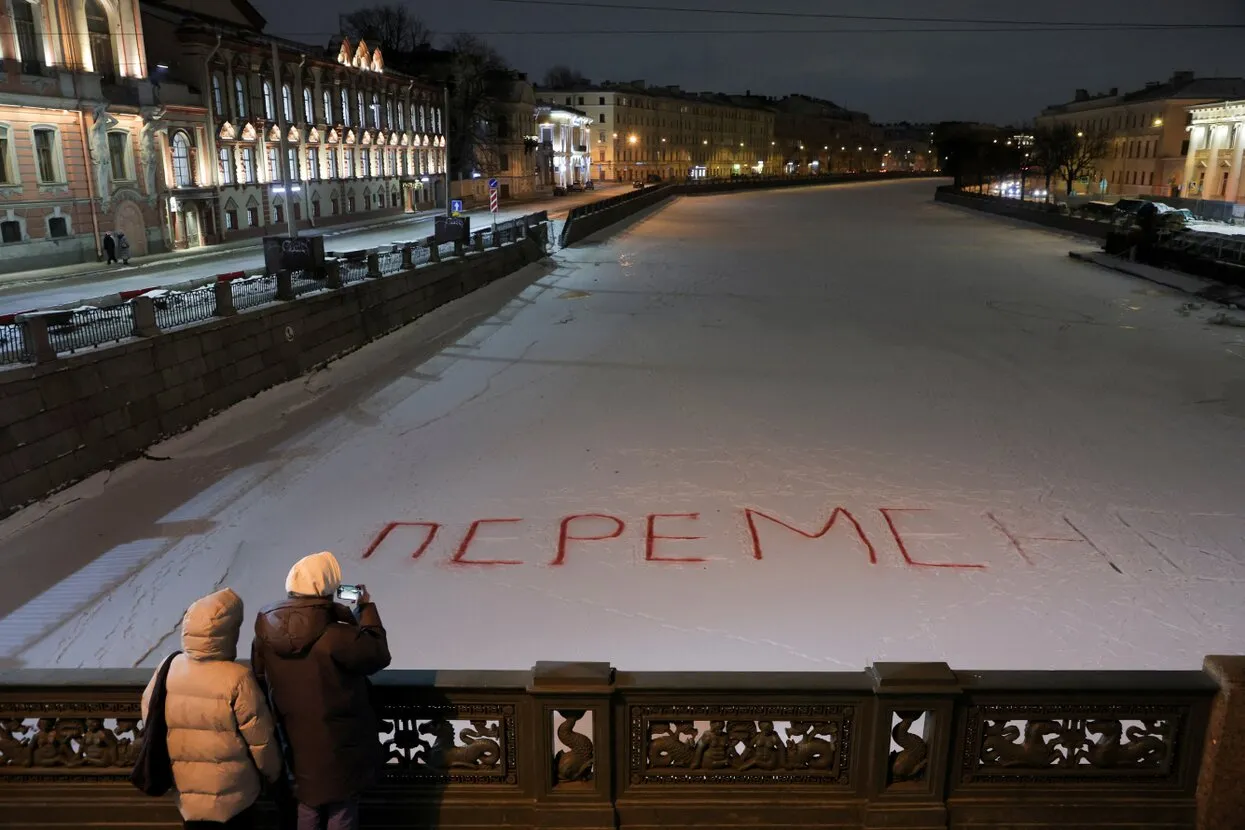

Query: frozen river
left=2, top=178, right=1244, bottom=672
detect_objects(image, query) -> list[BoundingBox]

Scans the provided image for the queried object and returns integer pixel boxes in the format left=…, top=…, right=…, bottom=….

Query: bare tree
left=1048, top=125, right=1109, bottom=197
left=543, top=65, right=588, bottom=89
left=444, top=33, right=512, bottom=178
left=1030, top=125, right=1076, bottom=203
left=341, top=5, right=431, bottom=56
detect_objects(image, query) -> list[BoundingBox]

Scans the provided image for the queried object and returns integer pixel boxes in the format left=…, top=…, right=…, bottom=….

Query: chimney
left=1171, top=70, right=1194, bottom=85
left=1074, top=88, right=1089, bottom=102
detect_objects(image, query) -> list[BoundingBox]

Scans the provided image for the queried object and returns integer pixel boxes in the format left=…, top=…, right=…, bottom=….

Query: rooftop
left=1042, top=71, right=1245, bottom=114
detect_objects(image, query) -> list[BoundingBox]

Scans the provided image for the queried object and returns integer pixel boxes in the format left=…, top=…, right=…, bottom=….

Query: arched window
left=303, top=87, right=314, bottom=124
left=341, top=89, right=350, bottom=127
left=385, top=99, right=394, bottom=129
left=356, top=91, right=365, bottom=129
left=235, top=76, right=248, bottom=117
left=323, top=89, right=333, bottom=124
left=86, top=0, right=115, bottom=82
left=262, top=80, right=275, bottom=120
left=171, top=131, right=193, bottom=187
left=281, top=84, right=293, bottom=123
left=397, top=102, right=405, bottom=131
left=410, top=104, right=418, bottom=132
left=371, top=93, right=380, bottom=129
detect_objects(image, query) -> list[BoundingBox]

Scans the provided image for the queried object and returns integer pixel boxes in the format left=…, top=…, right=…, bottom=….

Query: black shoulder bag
left=130, top=651, right=182, bottom=796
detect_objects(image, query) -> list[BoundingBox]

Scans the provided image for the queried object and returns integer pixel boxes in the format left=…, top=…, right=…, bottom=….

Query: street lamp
left=628, top=134, right=638, bottom=144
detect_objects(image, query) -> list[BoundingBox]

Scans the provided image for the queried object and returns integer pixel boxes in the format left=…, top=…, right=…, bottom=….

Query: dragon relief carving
left=1082, top=720, right=1167, bottom=768
left=554, top=710, right=594, bottom=782
left=417, top=719, right=501, bottom=770
left=0, top=717, right=144, bottom=772
left=641, top=718, right=843, bottom=776
left=977, top=717, right=1171, bottom=771
left=888, top=711, right=929, bottom=783
left=980, top=720, right=1064, bottom=768
left=380, top=716, right=504, bottom=774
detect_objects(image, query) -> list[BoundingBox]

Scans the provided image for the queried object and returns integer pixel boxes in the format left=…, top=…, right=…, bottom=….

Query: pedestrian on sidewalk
left=116, top=232, right=132, bottom=264
left=141, top=588, right=284, bottom=830
left=102, top=232, right=117, bottom=264
left=252, top=551, right=391, bottom=830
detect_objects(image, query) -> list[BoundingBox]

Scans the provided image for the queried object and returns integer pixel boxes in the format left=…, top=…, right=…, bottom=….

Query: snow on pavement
left=2, top=178, right=1244, bottom=673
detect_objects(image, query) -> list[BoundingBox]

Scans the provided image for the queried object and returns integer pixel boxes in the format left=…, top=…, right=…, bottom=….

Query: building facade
left=543, top=82, right=777, bottom=181
left=142, top=0, right=447, bottom=251
left=762, top=94, right=880, bottom=175
left=1036, top=72, right=1245, bottom=198
left=1182, top=99, right=1245, bottom=204
left=0, top=0, right=167, bottom=272
left=535, top=104, right=592, bottom=188
left=484, top=74, right=538, bottom=199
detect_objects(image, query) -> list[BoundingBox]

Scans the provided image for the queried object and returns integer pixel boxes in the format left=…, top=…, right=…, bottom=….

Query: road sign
left=450, top=199, right=463, bottom=217
left=488, top=178, right=498, bottom=190
left=489, top=190, right=499, bottom=213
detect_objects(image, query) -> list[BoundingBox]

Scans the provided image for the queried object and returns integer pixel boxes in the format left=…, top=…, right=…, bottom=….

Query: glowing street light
left=628, top=134, right=638, bottom=144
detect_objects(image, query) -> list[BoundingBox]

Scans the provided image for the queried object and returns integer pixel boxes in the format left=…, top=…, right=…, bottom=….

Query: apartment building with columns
left=542, top=81, right=777, bottom=182
left=142, top=0, right=446, bottom=250
left=0, top=0, right=168, bottom=272
left=1036, top=72, right=1245, bottom=198
left=1182, top=99, right=1245, bottom=206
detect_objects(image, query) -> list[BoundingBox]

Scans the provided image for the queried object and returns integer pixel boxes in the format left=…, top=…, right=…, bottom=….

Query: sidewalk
left=1067, top=249, right=1245, bottom=307
left=0, top=208, right=450, bottom=291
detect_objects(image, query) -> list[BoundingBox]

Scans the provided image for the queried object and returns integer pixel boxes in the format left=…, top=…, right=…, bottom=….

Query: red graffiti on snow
left=743, top=507, right=877, bottom=564
left=451, top=518, right=524, bottom=566
left=645, top=513, right=706, bottom=563
left=362, top=521, right=441, bottom=560
left=553, top=514, right=626, bottom=566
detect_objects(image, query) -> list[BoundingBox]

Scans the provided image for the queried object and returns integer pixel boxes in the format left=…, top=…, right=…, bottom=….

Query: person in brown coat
left=142, top=588, right=283, bottom=829
left=252, top=552, right=391, bottom=830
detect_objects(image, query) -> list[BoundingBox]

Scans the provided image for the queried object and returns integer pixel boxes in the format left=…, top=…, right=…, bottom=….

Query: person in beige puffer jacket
left=142, top=588, right=283, bottom=829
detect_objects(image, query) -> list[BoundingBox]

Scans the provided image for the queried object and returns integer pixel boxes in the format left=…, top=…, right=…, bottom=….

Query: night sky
left=251, top=0, right=1245, bottom=124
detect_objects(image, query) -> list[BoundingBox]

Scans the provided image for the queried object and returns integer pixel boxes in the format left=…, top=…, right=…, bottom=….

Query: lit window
left=0, top=126, right=13, bottom=184
left=85, top=0, right=114, bottom=82
left=307, top=147, right=320, bottom=180
left=303, top=87, right=314, bottom=124
left=262, top=81, right=275, bottom=120
left=12, top=0, right=42, bottom=75
left=239, top=147, right=256, bottom=183
left=170, top=131, right=192, bottom=187
left=282, top=84, right=294, bottom=123
left=33, top=127, right=63, bottom=183
left=107, top=131, right=131, bottom=180
left=218, top=146, right=234, bottom=185
left=323, top=90, right=333, bottom=124
left=211, top=74, right=225, bottom=117
left=287, top=147, right=299, bottom=180
left=342, top=89, right=351, bottom=127
left=235, top=76, right=248, bottom=117
left=357, top=92, right=365, bottom=128
left=267, top=146, right=279, bottom=182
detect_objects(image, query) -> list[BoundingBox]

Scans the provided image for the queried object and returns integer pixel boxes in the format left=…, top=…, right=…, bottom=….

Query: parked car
left=569, top=182, right=584, bottom=193
left=584, top=180, right=595, bottom=190
left=632, top=180, right=645, bottom=189
left=552, top=185, right=567, bottom=196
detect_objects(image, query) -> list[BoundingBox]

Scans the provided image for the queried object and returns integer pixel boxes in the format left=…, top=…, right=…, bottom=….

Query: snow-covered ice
left=2, top=178, right=1244, bottom=673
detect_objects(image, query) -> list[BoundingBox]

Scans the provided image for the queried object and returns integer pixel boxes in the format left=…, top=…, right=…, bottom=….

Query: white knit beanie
left=285, top=551, right=343, bottom=597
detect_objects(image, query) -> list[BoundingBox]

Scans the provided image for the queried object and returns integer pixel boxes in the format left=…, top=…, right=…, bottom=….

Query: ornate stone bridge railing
left=0, top=657, right=1241, bottom=829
